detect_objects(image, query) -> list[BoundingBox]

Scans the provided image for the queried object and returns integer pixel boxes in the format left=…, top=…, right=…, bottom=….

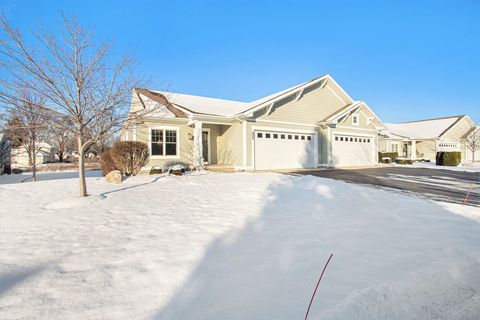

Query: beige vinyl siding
left=134, top=120, right=193, bottom=168
left=439, top=117, right=475, bottom=161
left=378, top=139, right=389, bottom=153
left=133, top=120, right=232, bottom=168
left=441, top=117, right=475, bottom=141
left=130, top=91, right=144, bottom=113
left=416, top=140, right=436, bottom=160
left=216, top=122, right=243, bottom=167
left=336, top=107, right=380, bottom=131
left=255, top=84, right=345, bottom=125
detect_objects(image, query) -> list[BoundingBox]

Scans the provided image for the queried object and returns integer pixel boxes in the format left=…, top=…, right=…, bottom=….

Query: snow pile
left=0, top=172, right=480, bottom=319
left=320, top=257, right=480, bottom=319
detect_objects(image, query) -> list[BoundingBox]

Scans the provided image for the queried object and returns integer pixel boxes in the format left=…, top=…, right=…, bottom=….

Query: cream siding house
left=11, top=142, right=56, bottom=166
left=379, top=115, right=477, bottom=161
left=122, top=75, right=385, bottom=171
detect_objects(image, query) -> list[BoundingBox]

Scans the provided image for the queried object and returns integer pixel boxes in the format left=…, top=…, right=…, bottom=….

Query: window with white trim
left=151, top=128, right=178, bottom=156
left=352, top=114, right=359, bottom=126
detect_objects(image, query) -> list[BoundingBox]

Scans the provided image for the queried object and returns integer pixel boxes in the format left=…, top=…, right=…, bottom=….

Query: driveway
left=296, top=167, right=480, bottom=207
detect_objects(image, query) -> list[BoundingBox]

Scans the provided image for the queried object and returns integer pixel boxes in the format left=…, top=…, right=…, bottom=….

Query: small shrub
left=381, top=157, right=392, bottom=164
left=395, top=159, right=413, bottom=165
left=110, top=141, right=150, bottom=176
left=436, top=151, right=461, bottom=166
left=163, top=160, right=191, bottom=172
left=99, top=149, right=117, bottom=176
left=12, top=167, right=23, bottom=174
left=150, top=166, right=163, bottom=175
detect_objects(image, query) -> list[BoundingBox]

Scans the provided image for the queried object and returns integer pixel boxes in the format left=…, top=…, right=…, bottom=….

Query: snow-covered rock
left=105, top=170, right=122, bottom=184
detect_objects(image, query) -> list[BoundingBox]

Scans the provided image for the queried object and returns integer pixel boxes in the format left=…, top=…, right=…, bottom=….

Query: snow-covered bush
left=110, top=141, right=150, bottom=176
left=163, top=160, right=191, bottom=172
left=396, top=158, right=413, bottom=165
left=378, top=152, right=398, bottom=163
left=149, top=166, right=163, bottom=175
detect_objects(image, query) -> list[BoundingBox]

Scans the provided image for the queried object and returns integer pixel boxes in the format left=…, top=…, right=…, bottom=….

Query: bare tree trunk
left=32, top=138, right=37, bottom=182
left=77, top=135, right=87, bottom=197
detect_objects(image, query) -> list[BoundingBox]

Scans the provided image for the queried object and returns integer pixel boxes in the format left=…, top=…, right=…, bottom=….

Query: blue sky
left=1, top=0, right=479, bottom=122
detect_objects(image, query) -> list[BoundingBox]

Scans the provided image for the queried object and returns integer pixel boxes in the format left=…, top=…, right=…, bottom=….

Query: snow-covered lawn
left=1, top=172, right=480, bottom=319
left=0, top=170, right=102, bottom=184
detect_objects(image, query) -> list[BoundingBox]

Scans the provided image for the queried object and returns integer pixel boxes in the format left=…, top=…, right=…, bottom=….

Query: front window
left=151, top=129, right=177, bottom=156
left=151, top=129, right=164, bottom=155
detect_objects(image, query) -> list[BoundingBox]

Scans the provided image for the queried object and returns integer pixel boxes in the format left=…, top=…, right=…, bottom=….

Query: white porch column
left=411, top=140, right=416, bottom=160
left=193, top=121, right=203, bottom=169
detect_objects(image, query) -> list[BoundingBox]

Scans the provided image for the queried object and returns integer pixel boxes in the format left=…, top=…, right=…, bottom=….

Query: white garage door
left=332, top=134, right=375, bottom=167
left=254, top=130, right=316, bottom=170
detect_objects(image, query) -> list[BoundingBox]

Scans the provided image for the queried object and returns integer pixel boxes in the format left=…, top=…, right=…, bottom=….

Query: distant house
left=11, top=142, right=56, bottom=166
left=379, top=115, right=477, bottom=161
left=0, top=134, right=11, bottom=174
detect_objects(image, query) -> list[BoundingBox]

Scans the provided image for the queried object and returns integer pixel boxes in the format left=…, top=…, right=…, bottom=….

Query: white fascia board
left=323, top=74, right=354, bottom=104
left=328, top=101, right=363, bottom=123
left=237, top=75, right=329, bottom=116
left=188, top=114, right=237, bottom=125
left=359, top=102, right=386, bottom=127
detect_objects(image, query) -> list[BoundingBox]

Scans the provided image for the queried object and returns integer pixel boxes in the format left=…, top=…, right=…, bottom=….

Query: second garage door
left=254, top=130, right=316, bottom=170
left=332, top=134, right=375, bottom=167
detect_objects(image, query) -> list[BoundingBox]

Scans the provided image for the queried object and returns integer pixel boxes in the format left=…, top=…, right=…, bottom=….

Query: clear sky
left=1, top=0, right=479, bottom=123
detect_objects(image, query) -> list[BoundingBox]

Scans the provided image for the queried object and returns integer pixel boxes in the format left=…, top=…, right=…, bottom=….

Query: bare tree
left=465, top=127, right=480, bottom=163
left=49, top=117, right=74, bottom=162
left=4, top=89, right=49, bottom=181
left=0, top=15, right=150, bottom=196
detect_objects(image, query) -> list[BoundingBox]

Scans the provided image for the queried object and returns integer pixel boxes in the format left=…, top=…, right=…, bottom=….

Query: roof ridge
left=397, top=115, right=465, bottom=124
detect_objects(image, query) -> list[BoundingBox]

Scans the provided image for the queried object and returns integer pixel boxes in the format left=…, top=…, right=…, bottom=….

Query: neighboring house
left=379, top=115, right=477, bottom=161
left=11, top=142, right=56, bottom=166
left=0, top=134, right=11, bottom=174
left=122, top=75, right=385, bottom=170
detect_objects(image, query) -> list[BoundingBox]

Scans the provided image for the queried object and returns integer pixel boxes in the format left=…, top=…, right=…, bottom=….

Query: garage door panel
left=333, top=134, right=375, bottom=167
left=254, top=130, right=316, bottom=170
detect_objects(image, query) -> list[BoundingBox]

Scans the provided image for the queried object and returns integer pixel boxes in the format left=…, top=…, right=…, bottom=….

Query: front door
left=202, top=131, right=209, bottom=163
left=403, top=143, right=408, bottom=157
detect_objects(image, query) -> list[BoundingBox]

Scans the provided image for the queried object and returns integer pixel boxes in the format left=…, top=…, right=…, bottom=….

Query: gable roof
left=133, top=74, right=355, bottom=119
left=385, top=115, right=466, bottom=139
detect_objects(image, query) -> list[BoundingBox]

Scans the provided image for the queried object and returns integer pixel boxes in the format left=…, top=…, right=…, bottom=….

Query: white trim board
left=253, top=119, right=320, bottom=128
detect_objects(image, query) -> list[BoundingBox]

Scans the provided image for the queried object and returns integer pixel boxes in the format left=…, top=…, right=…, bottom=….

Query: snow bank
left=0, top=172, right=479, bottom=319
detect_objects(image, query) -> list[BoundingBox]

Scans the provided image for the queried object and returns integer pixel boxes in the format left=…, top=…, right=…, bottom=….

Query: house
left=0, top=133, right=11, bottom=174
left=379, top=115, right=477, bottom=161
left=122, top=75, right=385, bottom=171
left=11, top=142, right=56, bottom=166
